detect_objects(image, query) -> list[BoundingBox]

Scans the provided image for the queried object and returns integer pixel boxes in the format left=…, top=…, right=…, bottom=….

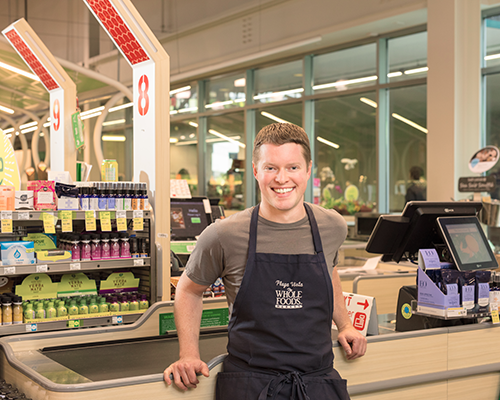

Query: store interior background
left=0, top=0, right=499, bottom=215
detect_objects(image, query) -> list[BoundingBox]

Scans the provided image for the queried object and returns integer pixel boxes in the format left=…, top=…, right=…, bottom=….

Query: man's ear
left=253, top=161, right=258, bottom=179
left=307, top=160, right=312, bottom=178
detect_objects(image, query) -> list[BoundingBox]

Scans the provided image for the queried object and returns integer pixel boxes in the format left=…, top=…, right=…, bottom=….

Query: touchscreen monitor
left=436, top=216, right=498, bottom=271
left=170, top=198, right=212, bottom=240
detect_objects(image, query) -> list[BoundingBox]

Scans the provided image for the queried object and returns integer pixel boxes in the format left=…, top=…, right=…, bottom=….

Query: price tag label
left=70, top=263, right=81, bottom=270
left=133, top=210, right=144, bottom=218
left=134, top=258, right=144, bottom=266
left=42, top=212, right=56, bottom=234
left=112, top=316, right=123, bottom=324
left=116, top=210, right=127, bottom=232
left=36, top=264, right=48, bottom=273
left=26, top=323, right=37, bottom=332
left=60, top=211, right=73, bottom=232
left=18, top=212, right=30, bottom=220
left=85, top=210, right=96, bottom=231
left=491, top=309, right=500, bottom=324
left=67, top=320, right=81, bottom=328
left=3, top=267, right=15, bottom=275
left=133, top=217, right=144, bottom=231
left=100, top=211, right=112, bottom=232
left=1, top=215, right=12, bottom=234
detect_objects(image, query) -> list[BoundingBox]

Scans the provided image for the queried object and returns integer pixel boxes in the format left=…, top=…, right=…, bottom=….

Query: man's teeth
left=274, top=188, right=293, bottom=194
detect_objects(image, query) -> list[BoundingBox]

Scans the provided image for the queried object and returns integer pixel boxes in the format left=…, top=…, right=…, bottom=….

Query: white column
left=427, top=0, right=482, bottom=201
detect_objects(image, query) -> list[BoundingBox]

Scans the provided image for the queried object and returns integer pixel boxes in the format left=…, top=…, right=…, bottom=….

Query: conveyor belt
left=40, top=330, right=228, bottom=382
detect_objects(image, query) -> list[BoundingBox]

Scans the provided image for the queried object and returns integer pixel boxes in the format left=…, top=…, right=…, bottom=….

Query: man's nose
left=275, top=168, right=288, bottom=183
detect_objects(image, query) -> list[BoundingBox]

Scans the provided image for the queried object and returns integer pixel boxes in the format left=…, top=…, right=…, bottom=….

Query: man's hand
left=337, top=326, right=367, bottom=360
left=164, top=356, right=210, bottom=390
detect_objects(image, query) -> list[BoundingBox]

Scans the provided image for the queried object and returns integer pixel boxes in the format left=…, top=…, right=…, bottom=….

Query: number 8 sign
left=138, top=75, right=149, bottom=116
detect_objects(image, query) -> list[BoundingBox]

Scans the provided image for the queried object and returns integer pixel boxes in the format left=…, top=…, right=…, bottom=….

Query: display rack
left=0, top=209, right=156, bottom=336
left=411, top=300, right=491, bottom=320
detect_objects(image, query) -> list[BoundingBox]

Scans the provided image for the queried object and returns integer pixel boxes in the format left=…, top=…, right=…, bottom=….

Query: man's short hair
left=253, top=123, right=311, bottom=165
left=410, top=166, right=424, bottom=180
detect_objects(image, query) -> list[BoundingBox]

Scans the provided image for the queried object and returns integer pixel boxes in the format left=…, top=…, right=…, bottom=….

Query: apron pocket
left=216, top=371, right=274, bottom=400
left=303, top=376, right=350, bottom=400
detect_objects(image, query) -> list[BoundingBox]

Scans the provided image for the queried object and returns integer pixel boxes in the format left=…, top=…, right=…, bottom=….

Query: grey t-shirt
left=185, top=203, right=347, bottom=309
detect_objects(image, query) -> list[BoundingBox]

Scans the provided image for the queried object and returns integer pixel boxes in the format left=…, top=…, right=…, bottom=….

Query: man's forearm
left=331, top=267, right=353, bottom=331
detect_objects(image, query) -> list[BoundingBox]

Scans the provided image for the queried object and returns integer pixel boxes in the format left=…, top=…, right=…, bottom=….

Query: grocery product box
left=0, top=241, right=36, bottom=265
left=0, top=186, right=15, bottom=211
left=15, top=190, right=34, bottom=210
left=27, top=181, right=56, bottom=211
left=36, top=250, right=72, bottom=263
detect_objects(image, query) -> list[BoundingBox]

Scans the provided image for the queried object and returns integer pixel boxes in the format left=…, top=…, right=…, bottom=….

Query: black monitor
left=366, top=201, right=483, bottom=263
left=170, top=197, right=213, bottom=240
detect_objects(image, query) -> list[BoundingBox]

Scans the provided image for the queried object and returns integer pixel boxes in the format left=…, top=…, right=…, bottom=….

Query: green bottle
left=57, top=301, right=68, bottom=317
left=119, top=296, right=129, bottom=312
left=46, top=302, right=57, bottom=319
left=79, top=299, right=89, bottom=315
left=89, top=299, right=99, bottom=314
left=99, top=297, right=109, bottom=313
left=109, top=297, right=120, bottom=313
left=24, top=304, right=35, bottom=320
left=129, top=295, right=139, bottom=311
left=68, top=300, right=79, bottom=316
left=35, top=303, right=45, bottom=319
left=139, top=294, right=149, bottom=310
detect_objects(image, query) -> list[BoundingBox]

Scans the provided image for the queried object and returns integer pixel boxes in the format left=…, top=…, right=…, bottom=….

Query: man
left=405, top=166, right=426, bottom=204
left=164, top=123, right=367, bottom=399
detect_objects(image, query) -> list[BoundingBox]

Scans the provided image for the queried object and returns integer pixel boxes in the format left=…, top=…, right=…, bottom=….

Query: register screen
left=445, top=223, right=492, bottom=264
left=170, top=200, right=210, bottom=240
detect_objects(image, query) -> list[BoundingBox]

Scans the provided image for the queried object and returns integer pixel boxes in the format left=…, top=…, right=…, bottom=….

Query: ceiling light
left=485, top=53, right=500, bottom=61
left=189, top=133, right=196, bottom=138
left=209, top=129, right=245, bottom=148
left=109, top=102, right=133, bottom=112
left=392, top=113, right=428, bottom=133
left=387, top=71, right=403, bottom=78
left=3, top=128, right=14, bottom=134
left=180, top=135, right=186, bottom=140
left=0, top=105, right=15, bottom=114
left=42, top=122, right=51, bottom=128
left=0, top=61, right=40, bottom=81
left=188, top=121, right=198, bottom=128
left=39, top=132, right=44, bottom=137
left=178, top=107, right=198, bottom=113
left=313, top=75, right=377, bottom=91
left=102, top=135, right=126, bottom=142
left=317, top=136, right=340, bottom=149
left=170, top=85, right=191, bottom=95
left=404, top=67, right=428, bottom=75
left=170, top=137, right=178, bottom=143
left=253, top=88, right=303, bottom=100
left=15, top=131, right=19, bottom=136
left=360, top=98, right=378, bottom=108
left=175, top=136, right=241, bottom=146
left=6, top=134, right=12, bottom=139
left=206, top=100, right=240, bottom=109
left=21, top=126, right=38, bottom=134
left=19, top=121, right=38, bottom=129
left=102, top=119, right=126, bottom=127
left=81, top=106, right=105, bottom=116
left=234, top=78, right=246, bottom=87
left=261, top=111, right=291, bottom=124
left=81, top=111, right=102, bottom=120
left=170, top=110, right=178, bottom=115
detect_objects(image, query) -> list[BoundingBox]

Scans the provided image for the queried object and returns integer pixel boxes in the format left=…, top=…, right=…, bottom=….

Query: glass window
left=256, top=103, right=303, bottom=131
left=205, top=73, right=246, bottom=111
left=314, top=92, right=377, bottom=215
left=389, top=85, right=427, bottom=212
left=206, top=112, right=245, bottom=211
left=171, top=119, right=199, bottom=195
left=170, top=84, right=198, bottom=115
left=313, top=44, right=377, bottom=94
left=254, top=60, right=303, bottom=104
left=485, top=15, right=500, bottom=68
left=388, top=31, right=427, bottom=82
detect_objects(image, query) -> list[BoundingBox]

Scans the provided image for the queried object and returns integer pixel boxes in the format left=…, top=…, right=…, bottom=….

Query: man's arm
left=331, top=266, right=367, bottom=360
left=163, top=273, right=210, bottom=390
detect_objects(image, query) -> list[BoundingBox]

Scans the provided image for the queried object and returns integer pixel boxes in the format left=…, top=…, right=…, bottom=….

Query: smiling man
left=164, top=123, right=366, bottom=400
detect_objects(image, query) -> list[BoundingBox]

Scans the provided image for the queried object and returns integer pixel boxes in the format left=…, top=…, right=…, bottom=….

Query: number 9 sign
left=53, top=99, right=60, bottom=131
left=137, top=75, right=150, bottom=116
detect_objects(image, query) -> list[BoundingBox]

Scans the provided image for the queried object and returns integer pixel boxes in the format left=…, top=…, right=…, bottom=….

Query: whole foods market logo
left=275, top=280, right=303, bottom=309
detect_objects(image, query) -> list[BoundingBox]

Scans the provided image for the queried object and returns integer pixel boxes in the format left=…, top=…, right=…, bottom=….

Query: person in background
left=164, top=123, right=366, bottom=399
left=405, top=166, right=426, bottom=203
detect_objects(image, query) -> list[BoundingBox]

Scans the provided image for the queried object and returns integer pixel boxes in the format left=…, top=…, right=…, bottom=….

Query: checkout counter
left=1, top=201, right=499, bottom=399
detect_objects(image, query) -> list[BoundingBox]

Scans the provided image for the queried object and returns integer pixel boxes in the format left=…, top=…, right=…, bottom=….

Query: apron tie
left=258, top=371, right=311, bottom=400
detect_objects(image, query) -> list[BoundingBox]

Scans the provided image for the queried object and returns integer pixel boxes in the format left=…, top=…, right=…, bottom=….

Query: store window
left=484, top=14, right=500, bottom=68
left=206, top=112, right=245, bottom=211
left=255, top=103, right=302, bottom=131
left=205, top=73, right=246, bottom=111
left=254, top=60, right=303, bottom=104
left=171, top=119, right=199, bottom=195
left=388, top=31, right=428, bottom=83
left=170, top=84, right=198, bottom=115
left=313, top=44, right=377, bottom=95
left=389, top=85, right=427, bottom=212
left=314, top=92, right=377, bottom=215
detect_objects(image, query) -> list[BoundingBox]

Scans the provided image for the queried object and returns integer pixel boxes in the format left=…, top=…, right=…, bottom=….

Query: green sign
left=159, top=308, right=229, bottom=335
left=71, top=112, right=84, bottom=149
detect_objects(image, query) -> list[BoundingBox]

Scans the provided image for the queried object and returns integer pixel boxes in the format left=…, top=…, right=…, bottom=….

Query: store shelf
left=411, top=300, right=490, bottom=320
left=0, top=257, right=150, bottom=276
left=6, top=210, right=152, bottom=221
left=0, top=312, right=145, bottom=336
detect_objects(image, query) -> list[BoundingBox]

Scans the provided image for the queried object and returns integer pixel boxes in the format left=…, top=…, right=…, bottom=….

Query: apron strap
left=304, top=203, right=324, bottom=255
left=257, top=371, right=310, bottom=400
left=248, top=204, right=260, bottom=255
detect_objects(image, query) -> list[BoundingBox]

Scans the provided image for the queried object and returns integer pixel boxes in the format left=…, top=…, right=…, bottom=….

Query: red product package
left=27, top=181, right=56, bottom=211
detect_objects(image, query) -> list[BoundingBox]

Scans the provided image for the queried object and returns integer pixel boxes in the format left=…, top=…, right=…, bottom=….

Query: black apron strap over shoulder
left=303, top=203, right=323, bottom=255
left=248, top=204, right=260, bottom=255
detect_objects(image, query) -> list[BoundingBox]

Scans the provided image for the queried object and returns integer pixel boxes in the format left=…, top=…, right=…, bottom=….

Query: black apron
left=216, top=203, right=349, bottom=400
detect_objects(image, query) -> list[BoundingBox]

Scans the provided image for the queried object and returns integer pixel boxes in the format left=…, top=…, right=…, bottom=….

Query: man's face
left=253, top=143, right=311, bottom=220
